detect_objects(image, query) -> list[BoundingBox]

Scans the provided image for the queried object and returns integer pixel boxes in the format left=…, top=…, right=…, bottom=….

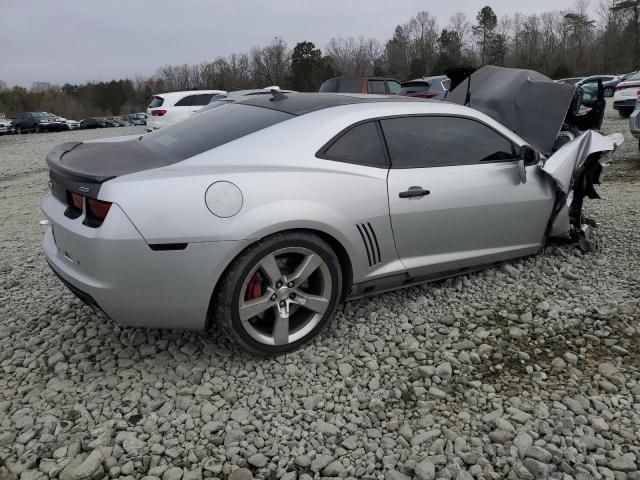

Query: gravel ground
left=0, top=109, right=639, bottom=480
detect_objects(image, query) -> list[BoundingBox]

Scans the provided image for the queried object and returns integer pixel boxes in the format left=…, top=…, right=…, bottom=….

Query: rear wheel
left=16, top=126, right=22, bottom=134
left=212, top=232, right=342, bottom=355
left=34, top=124, right=41, bottom=134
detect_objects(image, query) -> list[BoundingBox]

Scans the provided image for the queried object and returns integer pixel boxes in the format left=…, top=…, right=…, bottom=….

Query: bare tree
left=326, top=36, right=381, bottom=75
left=251, top=37, right=290, bottom=87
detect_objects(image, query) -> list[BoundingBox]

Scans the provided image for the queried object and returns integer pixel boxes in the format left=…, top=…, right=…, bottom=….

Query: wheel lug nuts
left=287, top=282, right=294, bottom=288
left=289, top=293, right=296, bottom=299
left=271, top=294, right=277, bottom=301
left=279, top=301, right=286, bottom=307
left=276, top=282, right=282, bottom=288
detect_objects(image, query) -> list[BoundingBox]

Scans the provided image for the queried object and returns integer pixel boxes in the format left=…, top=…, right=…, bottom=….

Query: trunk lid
left=46, top=139, right=172, bottom=200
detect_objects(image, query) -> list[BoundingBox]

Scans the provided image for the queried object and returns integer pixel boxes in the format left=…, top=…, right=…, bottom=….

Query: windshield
left=33, top=112, right=54, bottom=118
left=141, top=104, right=294, bottom=162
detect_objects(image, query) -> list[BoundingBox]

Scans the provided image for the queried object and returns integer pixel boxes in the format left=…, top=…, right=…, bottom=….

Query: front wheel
left=212, top=232, right=342, bottom=355
left=34, top=124, right=41, bottom=133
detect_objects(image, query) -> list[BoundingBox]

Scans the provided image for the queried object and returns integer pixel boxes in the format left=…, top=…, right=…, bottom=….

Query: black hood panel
left=448, top=66, right=577, bottom=155
left=46, top=139, right=172, bottom=183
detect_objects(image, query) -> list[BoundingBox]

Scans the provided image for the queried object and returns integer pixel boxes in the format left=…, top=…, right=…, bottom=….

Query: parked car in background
left=613, top=71, right=640, bottom=117
left=127, top=113, right=147, bottom=125
left=41, top=67, right=622, bottom=355
left=58, top=118, right=80, bottom=130
left=147, top=90, right=225, bottom=130
left=577, top=75, right=620, bottom=97
left=555, top=77, right=585, bottom=85
left=629, top=98, right=640, bottom=150
left=0, top=117, right=14, bottom=135
left=79, top=118, right=106, bottom=129
left=198, top=87, right=296, bottom=114
left=319, top=76, right=402, bottom=95
left=105, top=117, right=127, bottom=127
left=398, top=75, right=451, bottom=100
left=12, top=112, right=65, bottom=133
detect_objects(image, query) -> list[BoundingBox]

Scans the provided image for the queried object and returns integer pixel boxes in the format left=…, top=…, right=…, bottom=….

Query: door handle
left=399, top=186, right=430, bottom=198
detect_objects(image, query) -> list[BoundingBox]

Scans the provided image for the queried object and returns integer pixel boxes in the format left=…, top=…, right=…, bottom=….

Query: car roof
left=155, top=90, right=226, bottom=99
left=235, top=92, right=424, bottom=116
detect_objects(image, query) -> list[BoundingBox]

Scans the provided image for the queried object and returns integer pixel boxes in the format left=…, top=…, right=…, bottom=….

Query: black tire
left=16, top=126, right=22, bottom=134
left=618, top=109, right=632, bottom=118
left=34, top=124, right=41, bottom=134
left=212, top=231, right=342, bottom=355
left=604, top=87, right=614, bottom=97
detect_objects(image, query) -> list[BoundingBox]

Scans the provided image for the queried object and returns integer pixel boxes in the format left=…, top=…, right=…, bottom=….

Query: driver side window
left=381, top=116, right=518, bottom=168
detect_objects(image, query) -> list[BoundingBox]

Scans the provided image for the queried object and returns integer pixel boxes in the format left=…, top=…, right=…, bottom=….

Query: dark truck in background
left=12, top=112, right=65, bottom=134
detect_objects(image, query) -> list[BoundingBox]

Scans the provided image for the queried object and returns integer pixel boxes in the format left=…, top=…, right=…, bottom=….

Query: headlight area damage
left=449, top=66, right=624, bottom=250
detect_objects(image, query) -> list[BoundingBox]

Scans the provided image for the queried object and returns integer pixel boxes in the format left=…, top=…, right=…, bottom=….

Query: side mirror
left=517, top=145, right=538, bottom=184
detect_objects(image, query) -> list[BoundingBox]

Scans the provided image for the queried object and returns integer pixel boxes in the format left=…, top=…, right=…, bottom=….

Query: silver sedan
left=41, top=71, right=622, bottom=355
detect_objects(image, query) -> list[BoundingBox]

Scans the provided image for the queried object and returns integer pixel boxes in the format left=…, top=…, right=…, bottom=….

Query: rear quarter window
left=149, top=96, right=164, bottom=108
left=319, top=122, right=387, bottom=167
left=140, top=104, right=294, bottom=162
left=174, top=95, right=197, bottom=106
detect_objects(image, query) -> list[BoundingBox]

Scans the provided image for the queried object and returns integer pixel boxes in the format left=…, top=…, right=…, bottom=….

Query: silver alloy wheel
left=238, top=246, right=332, bottom=346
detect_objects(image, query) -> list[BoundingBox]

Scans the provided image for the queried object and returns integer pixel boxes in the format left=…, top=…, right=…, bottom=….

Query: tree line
left=1, top=0, right=638, bottom=119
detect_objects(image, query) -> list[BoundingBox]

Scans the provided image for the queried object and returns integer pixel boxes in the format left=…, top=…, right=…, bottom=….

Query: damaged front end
left=448, top=65, right=624, bottom=250
left=543, top=130, right=623, bottom=250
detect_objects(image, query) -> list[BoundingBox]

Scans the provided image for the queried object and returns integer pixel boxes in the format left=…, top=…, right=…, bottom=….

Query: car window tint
left=322, top=122, right=386, bottom=167
left=340, top=78, right=363, bottom=93
left=174, top=95, right=196, bottom=106
left=381, top=116, right=517, bottom=168
left=149, top=96, right=164, bottom=108
left=368, top=80, right=386, bottom=94
left=141, top=104, right=294, bottom=162
left=388, top=81, right=402, bottom=94
left=319, top=78, right=362, bottom=93
left=191, top=94, right=214, bottom=106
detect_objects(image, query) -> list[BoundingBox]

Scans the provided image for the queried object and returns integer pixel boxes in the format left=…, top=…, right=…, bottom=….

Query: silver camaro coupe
left=42, top=66, right=623, bottom=354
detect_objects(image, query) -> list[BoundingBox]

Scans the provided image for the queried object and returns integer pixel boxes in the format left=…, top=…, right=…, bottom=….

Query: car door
left=383, top=115, right=555, bottom=278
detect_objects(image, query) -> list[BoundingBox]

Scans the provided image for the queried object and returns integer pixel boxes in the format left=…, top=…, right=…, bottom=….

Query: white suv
left=146, top=90, right=225, bottom=130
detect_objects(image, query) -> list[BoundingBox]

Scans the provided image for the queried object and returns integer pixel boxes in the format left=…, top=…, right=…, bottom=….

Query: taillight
left=64, top=190, right=112, bottom=226
left=87, top=198, right=112, bottom=220
left=69, top=192, right=84, bottom=211
left=151, top=109, right=167, bottom=116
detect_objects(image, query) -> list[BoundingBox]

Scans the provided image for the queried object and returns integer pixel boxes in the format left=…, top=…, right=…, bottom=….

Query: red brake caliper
left=245, top=272, right=263, bottom=300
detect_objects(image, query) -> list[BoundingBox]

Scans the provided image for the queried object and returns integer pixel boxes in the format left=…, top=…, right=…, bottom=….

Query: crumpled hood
left=447, top=65, right=577, bottom=155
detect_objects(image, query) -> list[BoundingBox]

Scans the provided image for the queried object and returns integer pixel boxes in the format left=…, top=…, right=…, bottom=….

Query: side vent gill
left=356, top=222, right=381, bottom=267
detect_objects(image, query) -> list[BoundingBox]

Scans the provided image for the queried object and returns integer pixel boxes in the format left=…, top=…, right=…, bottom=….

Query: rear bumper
left=41, top=193, right=248, bottom=330
left=613, top=99, right=636, bottom=110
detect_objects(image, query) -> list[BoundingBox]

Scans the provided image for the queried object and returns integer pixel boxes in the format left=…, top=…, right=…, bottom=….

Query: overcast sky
left=1, top=0, right=583, bottom=87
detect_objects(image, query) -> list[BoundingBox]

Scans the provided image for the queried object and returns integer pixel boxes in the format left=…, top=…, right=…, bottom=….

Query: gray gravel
left=1, top=110, right=639, bottom=480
